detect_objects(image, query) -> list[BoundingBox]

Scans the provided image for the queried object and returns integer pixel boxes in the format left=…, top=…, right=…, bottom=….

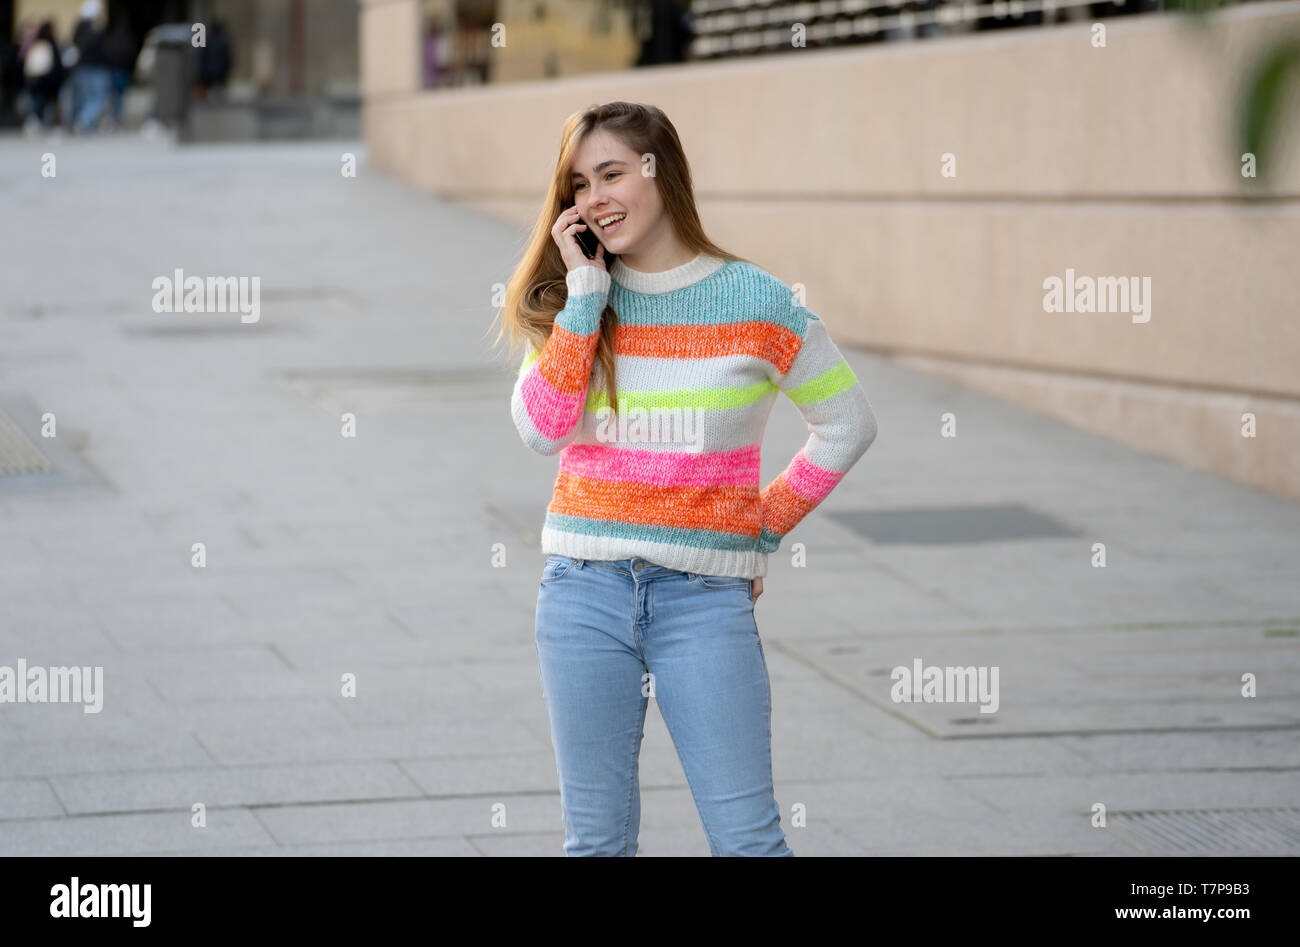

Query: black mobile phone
left=572, top=207, right=602, bottom=260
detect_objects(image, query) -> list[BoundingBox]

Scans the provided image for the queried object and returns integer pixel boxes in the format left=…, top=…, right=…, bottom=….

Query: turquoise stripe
left=610, top=262, right=806, bottom=333
left=756, top=527, right=782, bottom=553
left=554, top=292, right=607, bottom=335
left=545, top=512, right=760, bottom=550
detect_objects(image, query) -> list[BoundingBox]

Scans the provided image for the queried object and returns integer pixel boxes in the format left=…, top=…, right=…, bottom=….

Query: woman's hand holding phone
left=553, top=206, right=606, bottom=273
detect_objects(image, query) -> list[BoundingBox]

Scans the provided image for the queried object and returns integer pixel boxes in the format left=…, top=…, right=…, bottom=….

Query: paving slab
left=49, top=760, right=424, bottom=815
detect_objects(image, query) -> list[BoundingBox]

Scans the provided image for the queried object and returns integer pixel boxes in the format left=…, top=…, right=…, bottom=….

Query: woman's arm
left=510, top=266, right=611, bottom=455
left=757, top=307, right=878, bottom=552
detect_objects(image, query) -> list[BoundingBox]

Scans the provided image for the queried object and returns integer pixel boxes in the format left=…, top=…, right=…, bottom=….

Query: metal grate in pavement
left=0, top=407, right=53, bottom=476
left=827, top=503, right=1079, bottom=544
left=1110, top=807, right=1300, bottom=854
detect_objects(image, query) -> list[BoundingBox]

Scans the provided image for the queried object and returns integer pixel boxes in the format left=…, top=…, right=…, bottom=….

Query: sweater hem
left=540, top=527, right=768, bottom=579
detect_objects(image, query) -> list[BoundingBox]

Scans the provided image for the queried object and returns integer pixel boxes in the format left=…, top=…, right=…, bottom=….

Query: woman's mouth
left=595, top=212, right=626, bottom=235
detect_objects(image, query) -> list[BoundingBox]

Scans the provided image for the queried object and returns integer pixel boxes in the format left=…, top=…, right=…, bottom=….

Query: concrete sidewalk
left=0, top=137, right=1296, bottom=856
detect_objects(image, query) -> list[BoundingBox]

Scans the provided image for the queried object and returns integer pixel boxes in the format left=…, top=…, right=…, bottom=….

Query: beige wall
left=363, top=1, right=1300, bottom=502
left=16, top=0, right=84, bottom=37
left=361, top=0, right=422, bottom=98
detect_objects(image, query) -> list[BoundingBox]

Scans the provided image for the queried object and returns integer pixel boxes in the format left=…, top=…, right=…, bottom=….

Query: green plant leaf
left=1240, top=39, right=1300, bottom=183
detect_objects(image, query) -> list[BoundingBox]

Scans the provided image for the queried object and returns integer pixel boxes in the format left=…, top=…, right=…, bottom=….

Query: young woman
left=495, top=101, right=878, bottom=856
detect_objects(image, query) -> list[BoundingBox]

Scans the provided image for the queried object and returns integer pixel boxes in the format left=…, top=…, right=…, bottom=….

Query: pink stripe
left=560, top=443, right=761, bottom=487
left=520, top=366, right=585, bottom=441
left=784, top=450, right=845, bottom=503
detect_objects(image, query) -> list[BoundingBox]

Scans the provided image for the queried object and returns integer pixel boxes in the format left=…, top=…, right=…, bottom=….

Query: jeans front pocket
left=541, top=554, right=576, bottom=583
left=688, top=572, right=752, bottom=596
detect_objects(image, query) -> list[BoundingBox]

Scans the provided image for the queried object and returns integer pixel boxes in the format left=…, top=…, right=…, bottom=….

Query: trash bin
left=150, top=24, right=196, bottom=128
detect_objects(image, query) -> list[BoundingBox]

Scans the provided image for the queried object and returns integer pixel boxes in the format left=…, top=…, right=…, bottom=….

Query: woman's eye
left=574, top=173, right=618, bottom=190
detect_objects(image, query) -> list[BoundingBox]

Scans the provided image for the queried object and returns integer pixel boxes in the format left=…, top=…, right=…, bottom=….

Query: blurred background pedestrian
left=70, top=0, right=111, bottom=132
left=20, top=19, right=63, bottom=132
left=102, top=17, right=136, bottom=130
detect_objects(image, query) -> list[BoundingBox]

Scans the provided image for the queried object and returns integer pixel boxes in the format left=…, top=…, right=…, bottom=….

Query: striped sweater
left=510, top=252, right=878, bottom=579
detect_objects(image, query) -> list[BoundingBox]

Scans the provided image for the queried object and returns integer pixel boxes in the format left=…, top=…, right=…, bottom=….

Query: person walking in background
left=496, top=101, right=878, bottom=856
left=199, top=20, right=232, bottom=100
left=102, top=18, right=136, bottom=129
left=21, top=20, right=64, bottom=131
left=70, top=0, right=112, bottom=132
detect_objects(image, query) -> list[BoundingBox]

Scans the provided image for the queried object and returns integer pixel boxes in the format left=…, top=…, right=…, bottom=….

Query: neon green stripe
left=519, top=347, right=540, bottom=378
left=787, top=361, right=856, bottom=405
left=586, top=380, right=777, bottom=413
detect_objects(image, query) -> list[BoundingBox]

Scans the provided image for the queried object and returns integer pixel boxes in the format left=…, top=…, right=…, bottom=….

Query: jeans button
left=633, top=561, right=645, bottom=571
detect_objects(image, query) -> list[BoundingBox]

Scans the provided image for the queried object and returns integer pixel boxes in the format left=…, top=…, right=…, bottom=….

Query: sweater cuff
left=566, top=265, right=611, bottom=298
left=756, top=528, right=782, bottom=554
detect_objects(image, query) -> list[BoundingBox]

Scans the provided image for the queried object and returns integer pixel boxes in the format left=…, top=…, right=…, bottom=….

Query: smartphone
left=571, top=206, right=602, bottom=260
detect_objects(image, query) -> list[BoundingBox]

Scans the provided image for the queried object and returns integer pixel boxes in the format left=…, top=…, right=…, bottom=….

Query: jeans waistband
left=558, top=556, right=682, bottom=579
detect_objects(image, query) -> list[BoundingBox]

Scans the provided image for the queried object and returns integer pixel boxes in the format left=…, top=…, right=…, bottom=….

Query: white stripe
left=598, top=353, right=779, bottom=392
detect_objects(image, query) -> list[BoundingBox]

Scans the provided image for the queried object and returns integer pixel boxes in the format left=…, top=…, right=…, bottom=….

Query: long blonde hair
left=491, top=101, right=752, bottom=417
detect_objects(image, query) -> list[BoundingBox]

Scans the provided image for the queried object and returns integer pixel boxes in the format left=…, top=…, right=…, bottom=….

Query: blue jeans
left=534, top=555, right=794, bottom=856
left=72, top=65, right=112, bottom=131
left=109, top=67, right=131, bottom=123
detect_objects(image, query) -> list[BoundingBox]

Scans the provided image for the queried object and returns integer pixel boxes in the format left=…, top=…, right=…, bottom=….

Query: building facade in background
left=362, top=0, right=1300, bottom=502
left=5, top=0, right=360, bottom=136
left=13, top=0, right=358, bottom=96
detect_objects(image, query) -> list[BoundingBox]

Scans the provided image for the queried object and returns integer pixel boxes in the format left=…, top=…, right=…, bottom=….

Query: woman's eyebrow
left=571, top=160, right=629, bottom=178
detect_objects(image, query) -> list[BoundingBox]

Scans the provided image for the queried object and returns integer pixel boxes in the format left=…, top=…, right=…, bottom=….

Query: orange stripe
left=615, top=322, right=803, bottom=375
left=537, top=325, right=600, bottom=394
left=759, top=475, right=818, bottom=536
left=550, top=472, right=762, bottom=534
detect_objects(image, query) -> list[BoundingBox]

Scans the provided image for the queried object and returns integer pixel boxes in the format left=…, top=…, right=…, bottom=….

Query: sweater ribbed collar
left=609, top=252, right=726, bottom=294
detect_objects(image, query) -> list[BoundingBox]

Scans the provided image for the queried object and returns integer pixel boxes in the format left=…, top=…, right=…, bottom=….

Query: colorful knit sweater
left=510, top=252, right=878, bottom=579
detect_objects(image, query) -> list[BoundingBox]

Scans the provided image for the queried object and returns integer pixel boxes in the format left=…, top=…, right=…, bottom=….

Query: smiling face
left=569, top=130, right=670, bottom=265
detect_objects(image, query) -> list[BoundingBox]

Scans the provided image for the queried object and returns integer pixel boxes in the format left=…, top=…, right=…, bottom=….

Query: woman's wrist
left=565, top=264, right=611, bottom=298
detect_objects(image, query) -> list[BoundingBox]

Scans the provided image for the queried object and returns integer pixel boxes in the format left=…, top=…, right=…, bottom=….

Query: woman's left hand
left=751, top=577, right=763, bottom=601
